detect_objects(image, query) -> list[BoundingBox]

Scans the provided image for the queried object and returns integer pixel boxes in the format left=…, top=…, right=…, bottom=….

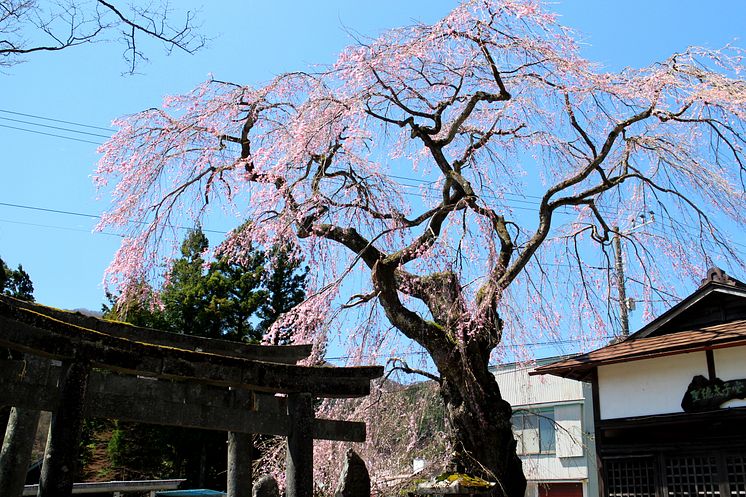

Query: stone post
left=0, top=355, right=46, bottom=497
left=334, top=449, right=370, bottom=497
left=0, top=406, right=41, bottom=497
left=286, top=393, right=314, bottom=497
left=38, top=359, right=91, bottom=497
left=228, top=431, right=253, bottom=497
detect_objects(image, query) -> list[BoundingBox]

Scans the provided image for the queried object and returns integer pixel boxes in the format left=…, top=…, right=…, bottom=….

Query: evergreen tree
left=0, top=256, right=34, bottom=301
left=0, top=256, right=34, bottom=468
left=256, top=247, right=309, bottom=341
left=101, top=228, right=307, bottom=488
left=161, top=228, right=267, bottom=342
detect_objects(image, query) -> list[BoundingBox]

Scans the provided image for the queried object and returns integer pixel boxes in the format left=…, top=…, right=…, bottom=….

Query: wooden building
left=534, top=268, right=746, bottom=497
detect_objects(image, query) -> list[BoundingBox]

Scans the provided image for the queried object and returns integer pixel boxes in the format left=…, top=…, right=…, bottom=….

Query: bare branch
left=0, top=0, right=205, bottom=72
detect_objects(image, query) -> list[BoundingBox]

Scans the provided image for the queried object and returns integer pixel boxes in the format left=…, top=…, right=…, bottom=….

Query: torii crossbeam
left=0, top=295, right=383, bottom=497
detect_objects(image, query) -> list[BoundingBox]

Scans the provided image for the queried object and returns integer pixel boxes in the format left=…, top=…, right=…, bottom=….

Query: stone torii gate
left=0, top=295, right=383, bottom=497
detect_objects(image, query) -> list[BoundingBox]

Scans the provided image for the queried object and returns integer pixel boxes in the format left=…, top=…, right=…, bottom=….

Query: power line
left=0, top=201, right=99, bottom=220
left=0, top=109, right=114, bottom=132
left=0, top=116, right=112, bottom=139
left=324, top=335, right=612, bottom=363
left=0, top=108, right=617, bottom=214
left=0, top=113, right=566, bottom=216
left=0, top=124, right=103, bottom=145
left=3, top=108, right=745, bottom=254
left=3, top=197, right=744, bottom=264
left=0, top=109, right=685, bottom=224
left=0, top=218, right=124, bottom=237
left=0, top=201, right=228, bottom=235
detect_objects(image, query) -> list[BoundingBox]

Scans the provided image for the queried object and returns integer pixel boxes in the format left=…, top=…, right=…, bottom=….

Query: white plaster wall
left=597, top=351, right=708, bottom=419
left=713, top=345, right=746, bottom=381
left=713, top=345, right=746, bottom=408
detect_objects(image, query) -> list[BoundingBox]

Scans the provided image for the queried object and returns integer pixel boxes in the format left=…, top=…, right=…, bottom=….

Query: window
left=605, top=456, right=657, bottom=497
left=513, top=408, right=556, bottom=455
left=603, top=452, right=746, bottom=497
left=665, top=455, right=720, bottom=497
left=727, top=454, right=746, bottom=497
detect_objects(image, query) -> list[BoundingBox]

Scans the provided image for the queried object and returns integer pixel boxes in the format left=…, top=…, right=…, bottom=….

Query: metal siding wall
left=495, top=362, right=594, bottom=491
left=495, top=365, right=584, bottom=407
left=556, top=404, right=584, bottom=458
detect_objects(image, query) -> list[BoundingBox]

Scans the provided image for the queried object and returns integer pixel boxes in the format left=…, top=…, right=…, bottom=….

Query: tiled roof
left=532, top=319, right=746, bottom=380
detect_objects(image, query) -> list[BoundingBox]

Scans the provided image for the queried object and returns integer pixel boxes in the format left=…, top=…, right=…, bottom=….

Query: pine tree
left=257, top=247, right=309, bottom=341
left=0, top=256, right=34, bottom=301
left=161, top=228, right=267, bottom=342
left=101, top=228, right=307, bottom=488
left=0, top=256, right=35, bottom=477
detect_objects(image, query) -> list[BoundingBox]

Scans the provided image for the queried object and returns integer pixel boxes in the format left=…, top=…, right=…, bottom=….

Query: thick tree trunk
left=374, top=264, right=525, bottom=496
left=438, top=349, right=526, bottom=497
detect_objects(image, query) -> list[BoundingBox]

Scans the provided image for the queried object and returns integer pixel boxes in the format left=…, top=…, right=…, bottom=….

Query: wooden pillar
left=227, top=431, right=253, bottom=497
left=590, top=369, right=604, bottom=497
left=285, top=393, right=314, bottom=497
left=0, top=407, right=41, bottom=497
left=38, top=359, right=91, bottom=497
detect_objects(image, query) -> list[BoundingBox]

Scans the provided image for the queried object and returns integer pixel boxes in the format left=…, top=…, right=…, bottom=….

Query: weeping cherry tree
left=94, top=1, right=746, bottom=494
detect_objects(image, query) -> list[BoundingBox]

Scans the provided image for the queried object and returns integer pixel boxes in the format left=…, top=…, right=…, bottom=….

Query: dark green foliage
left=0, top=256, right=34, bottom=364
left=0, top=256, right=34, bottom=301
left=0, top=255, right=34, bottom=442
left=102, top=283, right=169, bottom=330
left=106, top=421, right=179, bottom=479
left=76, top=418, right=112, bottom=481
left=99, top=228, right=307, bottom=488
left=256, top=247, right=309, bottom=341
left=161, top=228, right=266, bottom=342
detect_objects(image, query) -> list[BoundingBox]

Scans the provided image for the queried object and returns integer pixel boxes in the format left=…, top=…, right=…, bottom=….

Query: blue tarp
left=155, top=491, right=226, bottom=496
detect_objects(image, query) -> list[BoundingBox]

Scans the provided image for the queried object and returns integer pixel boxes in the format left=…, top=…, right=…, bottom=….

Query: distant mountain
left=70, top=308, right=104, bottom=318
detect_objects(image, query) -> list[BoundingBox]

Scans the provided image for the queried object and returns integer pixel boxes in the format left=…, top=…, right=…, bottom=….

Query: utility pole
left=613, top=226, right=629, bottom=338
left=612, top=212, right=654, bottom=339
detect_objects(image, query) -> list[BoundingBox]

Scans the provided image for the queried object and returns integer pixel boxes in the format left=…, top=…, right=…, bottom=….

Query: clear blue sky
left=1, top=0, right=745, bottom=352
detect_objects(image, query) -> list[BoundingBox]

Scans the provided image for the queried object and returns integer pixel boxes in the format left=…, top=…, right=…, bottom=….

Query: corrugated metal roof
left=532, top=319, right=746, bottom=380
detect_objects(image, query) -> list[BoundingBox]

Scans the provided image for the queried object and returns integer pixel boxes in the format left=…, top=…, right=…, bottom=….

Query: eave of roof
left=532, top=319, right=746, bottom=381
left=630, top=281, right=746, bottom=339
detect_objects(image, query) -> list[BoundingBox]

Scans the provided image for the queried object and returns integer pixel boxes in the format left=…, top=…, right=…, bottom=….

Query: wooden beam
left=0, top=296, right=310, bottom=363
left=0, top=311, right=383, bottom=398
left=706, top=349, right=717, bottom=380
left=0, top=361, right=366, bottom=442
